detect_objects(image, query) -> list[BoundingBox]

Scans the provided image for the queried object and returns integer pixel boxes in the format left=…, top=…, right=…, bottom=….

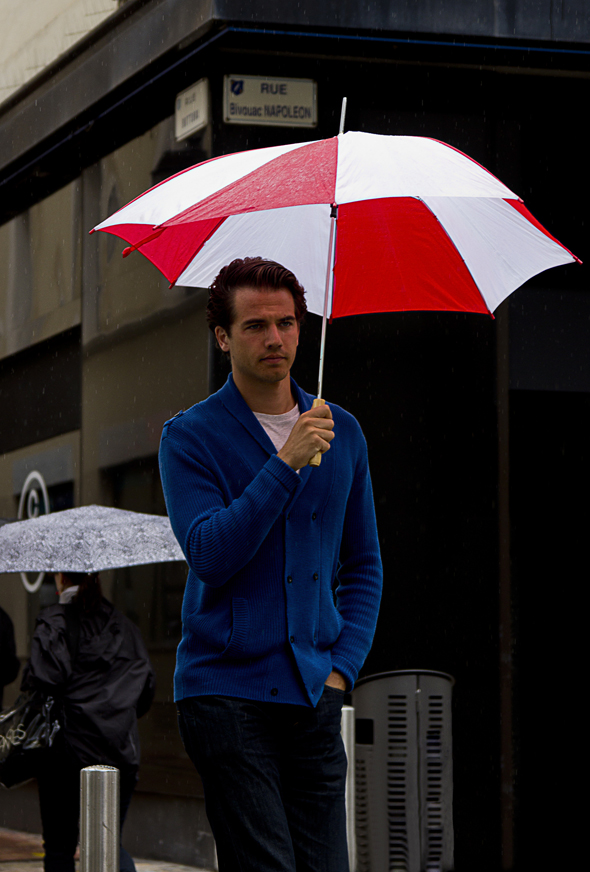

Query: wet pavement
left=0, top=829, right=44, bottom=863
left=0, top=828, right=211, bottom=872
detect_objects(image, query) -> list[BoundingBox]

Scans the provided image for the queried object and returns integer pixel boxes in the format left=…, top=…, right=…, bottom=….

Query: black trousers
left=36, top=740, right=137, bottom=872
left=177, top=687, right=349, bottom=872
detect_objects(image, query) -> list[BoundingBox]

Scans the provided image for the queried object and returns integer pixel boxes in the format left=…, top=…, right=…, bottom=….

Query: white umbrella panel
left=0, top=505, right=185, bottom=574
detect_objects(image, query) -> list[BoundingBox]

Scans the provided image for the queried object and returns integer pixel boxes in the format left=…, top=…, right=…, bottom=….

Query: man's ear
left=215, top=325, right=230, bottom=353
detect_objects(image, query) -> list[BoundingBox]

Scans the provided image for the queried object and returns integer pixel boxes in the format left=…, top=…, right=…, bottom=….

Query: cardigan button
left=290, top=635, right=295, bottom=643
left=313, top=572, right=318, bottom=581
left=312, top=512, right=317, bottom=520
left=270, top=688, right=278, bottom=696
left=287, top=576, right=293, bottom=583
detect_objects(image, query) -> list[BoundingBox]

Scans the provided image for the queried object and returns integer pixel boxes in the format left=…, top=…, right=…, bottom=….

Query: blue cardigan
left=159, top=374, right=382, bottom=707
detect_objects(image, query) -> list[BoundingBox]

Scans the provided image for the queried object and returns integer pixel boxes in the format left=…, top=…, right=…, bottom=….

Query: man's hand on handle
left=277, top=404, right=335, bottom=471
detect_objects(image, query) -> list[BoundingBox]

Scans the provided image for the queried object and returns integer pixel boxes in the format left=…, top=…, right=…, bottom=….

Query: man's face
left=215, top=286, right=300, bottom=389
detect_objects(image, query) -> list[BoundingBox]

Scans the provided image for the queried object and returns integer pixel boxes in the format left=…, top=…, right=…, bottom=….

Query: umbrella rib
left=419, top=197, right=494, bottom=318
left=121, top=227, right=165, bottom=258
left=168, top=216, right=227, bottom=287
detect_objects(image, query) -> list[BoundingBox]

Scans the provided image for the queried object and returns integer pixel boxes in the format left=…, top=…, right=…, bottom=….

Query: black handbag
left=0, top=691, right=61, bottom=788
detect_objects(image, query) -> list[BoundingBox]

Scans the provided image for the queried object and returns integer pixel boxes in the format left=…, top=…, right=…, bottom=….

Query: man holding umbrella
left=159, top=257, right=382, bottom=872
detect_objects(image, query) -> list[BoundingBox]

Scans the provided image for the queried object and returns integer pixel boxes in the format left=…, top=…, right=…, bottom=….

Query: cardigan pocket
left=221, top=597, right=249, bottom=658
left=317, top=588, right=345, bottom=651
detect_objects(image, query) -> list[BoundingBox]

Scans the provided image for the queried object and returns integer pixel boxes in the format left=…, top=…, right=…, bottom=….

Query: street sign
left=223, top=75, right=317, bottom=127
left=175, top=79, right=209, bottom=141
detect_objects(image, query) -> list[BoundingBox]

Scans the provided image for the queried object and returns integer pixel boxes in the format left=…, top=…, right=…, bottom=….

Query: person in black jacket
left=0, top=606, right=20, bottom=708
left=22, top=571, right=155, bottom=872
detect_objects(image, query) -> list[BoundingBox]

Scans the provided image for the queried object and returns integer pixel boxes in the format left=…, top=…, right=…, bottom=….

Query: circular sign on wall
left=17, top=470, right=50, bottom=593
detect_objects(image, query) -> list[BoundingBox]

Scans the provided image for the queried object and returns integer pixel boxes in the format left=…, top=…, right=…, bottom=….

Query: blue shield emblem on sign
left=230, top=80, right=244, bottom=96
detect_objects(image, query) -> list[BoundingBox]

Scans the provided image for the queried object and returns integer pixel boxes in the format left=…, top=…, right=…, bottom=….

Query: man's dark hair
left=206, top=257, right=307, bottom=340
left=61, top=571, right=103, bottom=615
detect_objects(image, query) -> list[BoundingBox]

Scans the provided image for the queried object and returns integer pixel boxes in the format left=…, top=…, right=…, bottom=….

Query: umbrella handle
left=308, top=398, right=325, bottom=467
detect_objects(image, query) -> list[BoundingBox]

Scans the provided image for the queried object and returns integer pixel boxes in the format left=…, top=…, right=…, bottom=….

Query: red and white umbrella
left=93, top=131, right=579, bottom=393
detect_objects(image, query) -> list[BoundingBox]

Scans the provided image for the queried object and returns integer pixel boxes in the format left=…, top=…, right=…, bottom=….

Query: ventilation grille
left=354, top=674, right=453, bottom=872
left=387, top=694, right=410, bottom=871
left=356, top=755, right=371, bottom=872
left=425, top=694, right=444, bottom=871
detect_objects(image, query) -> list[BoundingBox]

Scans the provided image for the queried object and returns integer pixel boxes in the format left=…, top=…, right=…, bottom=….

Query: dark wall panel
left=0, top=327, right=81, bottom=454
left=510, top=389, right=589, bottom=870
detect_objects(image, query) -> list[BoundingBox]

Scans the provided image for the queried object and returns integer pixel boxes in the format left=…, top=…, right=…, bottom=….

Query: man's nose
left=265, top=325, right=282, bottom=346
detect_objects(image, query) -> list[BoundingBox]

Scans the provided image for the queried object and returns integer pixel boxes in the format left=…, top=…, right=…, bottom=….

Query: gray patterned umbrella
left=0, top=505, right=185, bottom=573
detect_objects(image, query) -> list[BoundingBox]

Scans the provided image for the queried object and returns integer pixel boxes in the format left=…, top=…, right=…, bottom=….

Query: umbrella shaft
left=317, top=212, right=337, bottom=398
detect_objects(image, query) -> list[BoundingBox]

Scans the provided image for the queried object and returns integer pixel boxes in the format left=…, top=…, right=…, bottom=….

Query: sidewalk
left=0, top=827, right=211, bottom=872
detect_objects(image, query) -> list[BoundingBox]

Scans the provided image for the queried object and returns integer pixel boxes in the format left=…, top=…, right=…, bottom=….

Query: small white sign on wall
left=223, top=75, right=317, bottom=127
left=175, top=79, right=209, bottom=141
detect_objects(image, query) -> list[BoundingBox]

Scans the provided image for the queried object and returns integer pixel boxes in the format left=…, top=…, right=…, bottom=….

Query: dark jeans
left=177, top=687, right=349, bottom=872
left=36, top=740, right=137, bottom=872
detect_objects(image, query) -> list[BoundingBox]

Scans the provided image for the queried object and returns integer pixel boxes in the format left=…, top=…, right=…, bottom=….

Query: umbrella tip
left=339, top=97, right=348, bottom=135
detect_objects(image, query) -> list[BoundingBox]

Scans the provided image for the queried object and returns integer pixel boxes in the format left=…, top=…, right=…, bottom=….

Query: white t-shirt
left=254, top=404, right=300, bottom=453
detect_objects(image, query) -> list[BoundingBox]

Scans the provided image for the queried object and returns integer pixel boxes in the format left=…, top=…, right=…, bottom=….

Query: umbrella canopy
left=92, top=131, right=579, bottom=319
left=0, top=505, right=185, bottom=574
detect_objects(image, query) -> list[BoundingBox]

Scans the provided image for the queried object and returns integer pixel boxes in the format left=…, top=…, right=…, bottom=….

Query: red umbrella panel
left=93, top=132, right=579, bottom=326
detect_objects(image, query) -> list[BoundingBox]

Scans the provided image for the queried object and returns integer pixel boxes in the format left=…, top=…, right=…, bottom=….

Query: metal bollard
left=80, top=765, right=120, bottom=872
left=341, top=705, right=356, bottom=872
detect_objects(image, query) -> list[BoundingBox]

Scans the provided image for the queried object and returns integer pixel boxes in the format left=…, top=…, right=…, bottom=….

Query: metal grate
left=419, top=688, right=454, bottom=872
left=353, top=670, right=454, bottom=872
left=425, top=695, right=444, bottom=870
left=356, top=755, right=372, bottom=872
left=388, top=695, right=410, bottom=871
